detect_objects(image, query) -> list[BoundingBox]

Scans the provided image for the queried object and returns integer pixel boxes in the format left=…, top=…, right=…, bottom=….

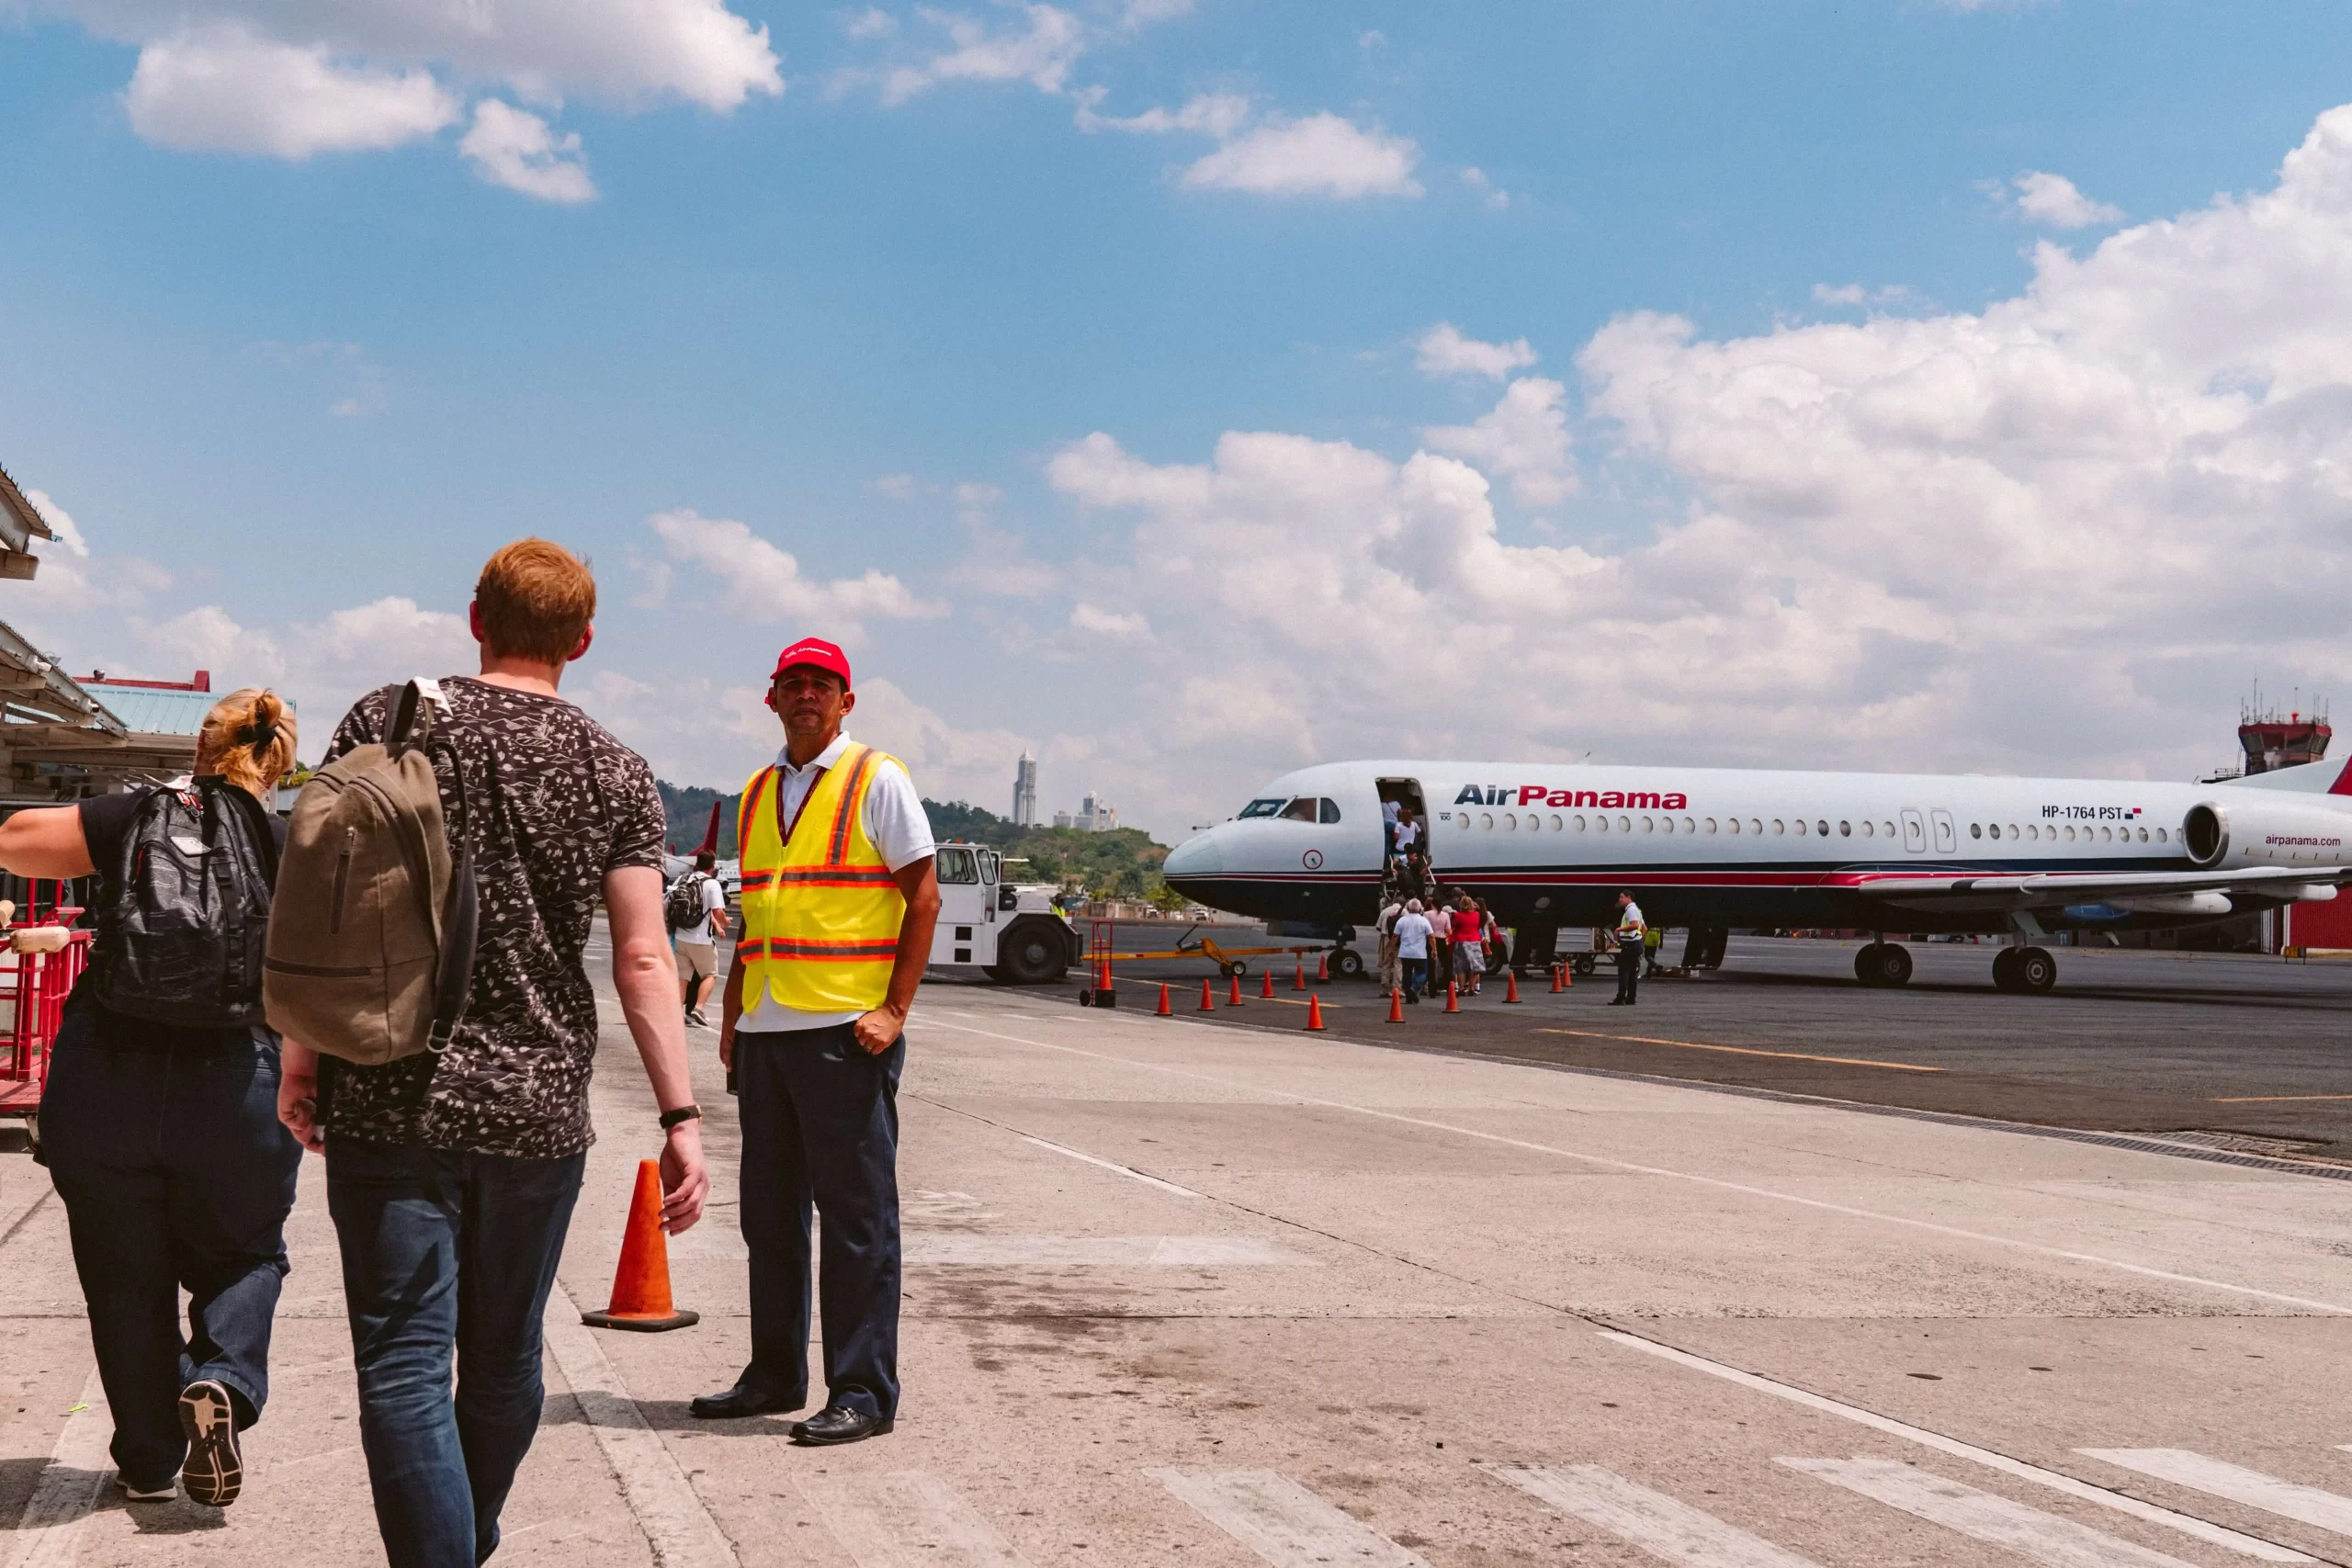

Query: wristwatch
left=659, top=1104, right=702, bottom=1132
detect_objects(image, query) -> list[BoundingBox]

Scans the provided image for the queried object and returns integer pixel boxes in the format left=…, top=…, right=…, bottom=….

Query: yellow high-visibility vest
left=735, top=743, right=907, bottom=1016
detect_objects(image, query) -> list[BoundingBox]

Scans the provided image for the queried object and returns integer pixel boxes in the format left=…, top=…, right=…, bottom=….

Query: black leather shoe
left=690, top=1382, right=802, bottom=1419
left=789, top=1404, right=894, bottom=1445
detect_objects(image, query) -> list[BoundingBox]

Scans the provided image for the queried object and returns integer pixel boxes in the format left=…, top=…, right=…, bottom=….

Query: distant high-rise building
left=1012, top=751, right=1039, bottom=826
left=1080, top=792, right=1117, bottom=832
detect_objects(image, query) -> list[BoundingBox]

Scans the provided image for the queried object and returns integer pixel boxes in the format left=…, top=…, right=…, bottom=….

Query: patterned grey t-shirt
left=320, top=677, right=666, bottom=1157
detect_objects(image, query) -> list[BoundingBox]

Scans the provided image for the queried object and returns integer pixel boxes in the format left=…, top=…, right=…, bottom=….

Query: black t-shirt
left=68, top=786, right=288, bottom=1051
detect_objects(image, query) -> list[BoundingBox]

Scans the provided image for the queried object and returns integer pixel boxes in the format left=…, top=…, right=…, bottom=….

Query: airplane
left=1159, top=754, right=2352, bottom=992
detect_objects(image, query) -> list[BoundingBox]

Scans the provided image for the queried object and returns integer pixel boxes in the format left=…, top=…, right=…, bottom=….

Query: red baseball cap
left=772, top=637, right=852, bottom=689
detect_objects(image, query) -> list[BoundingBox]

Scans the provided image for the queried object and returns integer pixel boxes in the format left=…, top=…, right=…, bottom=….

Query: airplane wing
left=1841, top=864, right=2352, bottom=913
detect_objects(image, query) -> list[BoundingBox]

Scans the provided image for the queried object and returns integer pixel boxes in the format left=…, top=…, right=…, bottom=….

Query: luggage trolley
left=0, top=883, right=91, bottom=1160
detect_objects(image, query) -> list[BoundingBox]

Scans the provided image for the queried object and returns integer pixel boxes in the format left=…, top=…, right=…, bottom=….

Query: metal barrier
left=0, top=922, right=92, bottom=1137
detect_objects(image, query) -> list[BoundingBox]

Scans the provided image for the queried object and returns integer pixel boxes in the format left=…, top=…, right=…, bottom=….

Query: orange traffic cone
left=1293, top=960, right=1306, bottom=991
left=1549, top=964, right=1564, bottom=993
left=1562, top=962, right=1573, bottom=988
left=1386, top=987, right=1404, bottom=1023
left=1504, top=970, right=1521, bottom=1004
left=1261, top=969, right=1276, bottom=998
left=1156, top=983, right=1172, bottom=1016
left=1317, top=952, right=1329, bottom=982
left=1199, top=977, right=1216, bottom=1011
left=1444, top=979, right=1460, bottom=1013
left=581, top=1160, right=699, bottom=1333
left=1228, top=973, right=1244, bottom=1006
left=1305, top=995, right=1327, bottom=1032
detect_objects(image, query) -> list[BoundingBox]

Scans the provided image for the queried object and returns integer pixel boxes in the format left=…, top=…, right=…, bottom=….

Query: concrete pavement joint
left=925, top=1014, right=2352, bottom=1315
left=5, top=1367, right=112, bottom=1568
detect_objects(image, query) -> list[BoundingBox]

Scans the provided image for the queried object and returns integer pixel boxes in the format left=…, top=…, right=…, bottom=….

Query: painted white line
left=908, top=1235, right=1307, bottom=1267
left=1602, top=1332, right=2310, bottom=1562
left=541, top=1283, right=740, bottom=1568
left=1018, top=1134, right=1203, bottom=1198
left=1483, top=1461, right=1823, bottom=1567
left=2081, top=1450, right=2352, bottom=1538
left=924, top=1015, right=2352, bottom=1317
left=1149, top=1469, right=1430, bottom=1568
left=6, top=1368, right=112, bottom=1568
left=798, top=1468, right=1035, bottom=1568
left=1781, top=1455, right=2200, bottom=1568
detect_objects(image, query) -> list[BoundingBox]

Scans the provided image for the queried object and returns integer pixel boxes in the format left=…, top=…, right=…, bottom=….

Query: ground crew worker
left=1611, top=890, right=1646, bottom=1007
left=695, top=637, right=942, bottom=1446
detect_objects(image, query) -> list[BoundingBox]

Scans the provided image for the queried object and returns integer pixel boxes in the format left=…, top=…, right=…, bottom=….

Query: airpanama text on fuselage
left=1456, top=784, right=1690, bottom=809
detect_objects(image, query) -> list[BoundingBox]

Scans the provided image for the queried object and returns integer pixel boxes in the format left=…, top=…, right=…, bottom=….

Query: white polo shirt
left=735, top=729, right=935, bottom=1034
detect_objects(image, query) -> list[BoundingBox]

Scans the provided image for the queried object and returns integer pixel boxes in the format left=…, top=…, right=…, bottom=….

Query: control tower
left=2236, top=694, right=2330, bottom=775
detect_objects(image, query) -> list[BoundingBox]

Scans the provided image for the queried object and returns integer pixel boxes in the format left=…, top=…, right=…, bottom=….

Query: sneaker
left=686, top=1010, right=711, bottom=1030
left=119, top=1477, right=175, bottom=1503
left=178, top=1381, right=242, bottom=1507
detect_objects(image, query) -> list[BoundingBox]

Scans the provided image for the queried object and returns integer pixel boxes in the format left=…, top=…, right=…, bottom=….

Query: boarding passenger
left=1394, top=899, right=1434, bottom=1003
left=1382, top=795, right=1401, bottom=862
left=1374, top=895, right=1404, bottom=993
left=696, top=637, right=942, bottom=1446
left=277, top=540, right=708, bottom=1568
left=672, top=851, right=729, bottom=1028
left=1426, top=894, right=1452, bottom=996
left=1611, top=890, right=1646, bottom=1006
left=1484, top=905, right=1510, bottom=978
left=1452, top=897, right=1487, bottom=995
left=0, top=691, right=300, bottom=1508
left=1392, top=807, right=1420, bottom=877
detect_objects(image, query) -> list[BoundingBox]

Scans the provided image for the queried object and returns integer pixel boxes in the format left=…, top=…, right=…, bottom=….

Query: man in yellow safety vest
left=693, top=637, right=942, bottom=1445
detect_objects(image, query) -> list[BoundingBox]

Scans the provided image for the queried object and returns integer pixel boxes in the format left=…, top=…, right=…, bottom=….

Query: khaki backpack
left=264, top=680, right=478, bottom=1064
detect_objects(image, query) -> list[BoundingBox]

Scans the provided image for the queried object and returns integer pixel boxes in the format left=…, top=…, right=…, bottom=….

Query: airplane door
left=1900, top=808, right=1927, bottom=854
left=1930, top=808, right=1956, bottom=854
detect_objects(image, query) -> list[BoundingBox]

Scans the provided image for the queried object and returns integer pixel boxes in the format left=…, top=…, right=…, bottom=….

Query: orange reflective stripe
left=738, top=768, right=774, bottom=861
left=825, top=746, right=876, bottom=866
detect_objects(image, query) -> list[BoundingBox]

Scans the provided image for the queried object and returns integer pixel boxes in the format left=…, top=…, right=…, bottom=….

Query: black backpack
left=664, top=871, right=709, bottom=933
left=91, top=779, right=281, bottom=1028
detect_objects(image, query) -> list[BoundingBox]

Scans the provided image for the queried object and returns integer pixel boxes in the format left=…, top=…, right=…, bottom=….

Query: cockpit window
left=1277, top=797, right=1319, bottom=822
left=1238, top=798, right=1288, bottom=818
left=1319, top=798, right=1341, bottom=824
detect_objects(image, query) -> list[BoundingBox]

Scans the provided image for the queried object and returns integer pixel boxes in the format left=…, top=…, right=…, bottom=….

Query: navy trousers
left=736, top=1023, right=903, bottom=1419
left=40, top=1003, right=301, bottom=1488
left=326, top=1138, right=584, bottom=1568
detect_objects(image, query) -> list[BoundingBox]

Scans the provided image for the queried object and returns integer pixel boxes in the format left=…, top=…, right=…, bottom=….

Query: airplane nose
left=1163, top=829, right=1223, bottom=877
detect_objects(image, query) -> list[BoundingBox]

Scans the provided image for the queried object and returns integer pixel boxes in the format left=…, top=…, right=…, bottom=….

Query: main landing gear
left=1853, top=942, right=1913, bottom=987
left=1992, top=946, right=2058, bottom=994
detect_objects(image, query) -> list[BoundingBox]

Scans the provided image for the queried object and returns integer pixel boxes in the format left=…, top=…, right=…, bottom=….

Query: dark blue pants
left=1616, top=945, right=1641, bottom=1002
left=1401, top=957, right=1428, bottom=998
left=326, top=1138, right=584, bottom=1568
left=40, top=1004, right=300, bottom=1488
left=737, top=1024, right=903, bottom=1419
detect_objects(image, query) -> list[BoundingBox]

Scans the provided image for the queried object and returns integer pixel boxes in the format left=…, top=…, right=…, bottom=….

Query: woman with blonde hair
left=0, top=688, right=302, bottom=1509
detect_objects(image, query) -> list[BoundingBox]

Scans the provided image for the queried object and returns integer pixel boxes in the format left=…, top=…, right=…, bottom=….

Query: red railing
left=0, top=883, right=91, bottom=1118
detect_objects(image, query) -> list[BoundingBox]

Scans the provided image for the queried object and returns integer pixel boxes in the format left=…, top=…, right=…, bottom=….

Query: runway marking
left=923, top=1015, right=2352, bottom=1318
left=1536, top=1028, right=1943, bottom=1073
left=798, top=1469, right=1035, bottom=1568
left=541, top=1282, right=741, bottom=1568
left=1148, top=1468, right=1431, bottom=1567
left=1604, top=1334, right=2309, bottom=1562
left=2212, top=1096, right=2352, bottom=1104
left=5, top=1368, right=111, bottom=1568
left=2080, top=1450, right=2352, bottom=1538
left=910, top=1235, right=1307, bottom=1267
left=1484, top=1461, right=1824, bottom=1566
left=1018, top=1134, right=1204, bottom=1197
left=1781, top=1455, right=2202, bottom=1567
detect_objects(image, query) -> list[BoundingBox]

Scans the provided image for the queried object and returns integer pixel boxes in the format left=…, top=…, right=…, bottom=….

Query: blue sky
left=9, top=1, right=2352, bottom=835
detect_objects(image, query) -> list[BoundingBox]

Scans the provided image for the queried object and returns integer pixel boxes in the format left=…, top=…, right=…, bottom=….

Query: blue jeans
left=737, top=1024, right=903, bottom=1419
left=40, top=1003, right=301, bottom=1487
left=1401, top=957, right=1428, bottom=998
left=327, top=1138, right=584, bottom=1568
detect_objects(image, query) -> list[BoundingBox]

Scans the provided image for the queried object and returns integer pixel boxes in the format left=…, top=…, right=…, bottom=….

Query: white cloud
left=2009, top=170, right=2124, bottom=230
left=22, top=490, right=89, bottom=558
left=650, top=508, right=944, bottom=633
left=1810, top=281, right=1921, bottom=311
left=123, top=24, right=458, bottom=157
left=1075, top=89, right=1250, bottom=139
left=1179, top=111, right=1421, bottom=199
left=1119, top=0, right=1192, bottom=24
left=878, top=5, right=1084, bottom=105
left=1459, top=165, right=1509, bottom=209
left=1069, top=602, right=1150, bottom=641
left=875, top=473, right=922, bottom=498
left=58, top=0, right=780, bottom=175
left=1420, top=377, right=1577, bottom=506
left=460, top=100, right=596, bottom=203
left=844, top=6, right=898, bottom=38
left=1415, top=321, right=1537, bottom=380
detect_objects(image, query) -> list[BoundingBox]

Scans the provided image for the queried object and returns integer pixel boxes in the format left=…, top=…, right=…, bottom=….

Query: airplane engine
left=2184, top=798, right=2352, bottom=870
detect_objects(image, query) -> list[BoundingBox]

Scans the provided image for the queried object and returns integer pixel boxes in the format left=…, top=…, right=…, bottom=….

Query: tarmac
left=4, top=929, right=2352, bottom=1566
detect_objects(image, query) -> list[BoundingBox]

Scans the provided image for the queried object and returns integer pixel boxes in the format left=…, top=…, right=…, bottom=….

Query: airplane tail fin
left=2220, top=756, right=2352, bottom=795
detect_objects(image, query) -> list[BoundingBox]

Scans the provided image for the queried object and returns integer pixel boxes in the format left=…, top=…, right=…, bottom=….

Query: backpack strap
left=387, top=677, right=450, bottom=755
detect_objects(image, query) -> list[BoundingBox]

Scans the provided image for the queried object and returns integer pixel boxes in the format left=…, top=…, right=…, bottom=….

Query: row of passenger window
left=1454, top=810, right=2169, bottom=845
